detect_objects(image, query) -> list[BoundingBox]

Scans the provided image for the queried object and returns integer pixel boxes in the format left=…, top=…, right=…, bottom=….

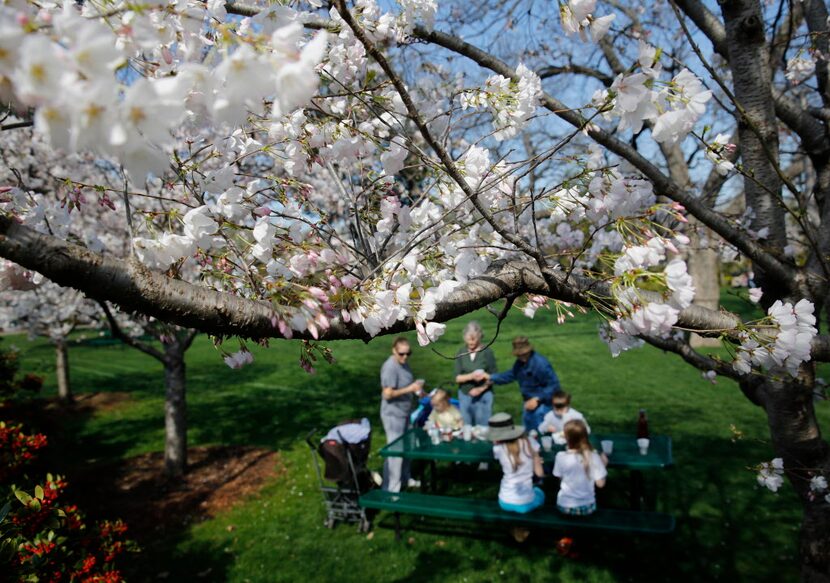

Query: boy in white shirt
left=539, top=391, right=590, bottom=436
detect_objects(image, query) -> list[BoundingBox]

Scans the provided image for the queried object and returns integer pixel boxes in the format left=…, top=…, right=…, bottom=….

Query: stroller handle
left=305, top=428, right=318, bottom=449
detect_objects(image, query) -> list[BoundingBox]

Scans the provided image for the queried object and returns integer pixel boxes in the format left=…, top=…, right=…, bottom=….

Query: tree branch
left=537, top=64, right=613, bottom=86
left=411, top=24, right=795, bottom=286
left=98, top=301, right=166, bottom=361
left=674, top=0, right=829, bottom=155
left=0, top=214, right=762, bottom=344
left=641, top=334, right=743, bottom=380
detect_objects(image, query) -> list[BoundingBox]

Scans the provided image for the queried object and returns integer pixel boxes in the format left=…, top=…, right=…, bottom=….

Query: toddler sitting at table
left=427, top=389, right=463, bottom=430
left=553, top=419, right=607, bottom=516
left=538, top=391, right=590, bottom=435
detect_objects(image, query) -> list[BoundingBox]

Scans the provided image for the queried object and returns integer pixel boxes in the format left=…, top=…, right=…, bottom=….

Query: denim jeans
left=458, top=389, right=494, bottom=427
left=523, top=403, right=551, bottom=432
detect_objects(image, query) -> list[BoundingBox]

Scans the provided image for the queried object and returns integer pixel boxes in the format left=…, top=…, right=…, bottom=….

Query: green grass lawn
left=10, top=297, right=829, bottom=583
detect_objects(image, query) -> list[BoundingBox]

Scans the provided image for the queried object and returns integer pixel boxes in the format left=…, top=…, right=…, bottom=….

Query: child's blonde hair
left=430, top=388, right=449, bottom=406
left=504, top=435, right=531, bottom=472
left=564, top=419, right=593, bottom=477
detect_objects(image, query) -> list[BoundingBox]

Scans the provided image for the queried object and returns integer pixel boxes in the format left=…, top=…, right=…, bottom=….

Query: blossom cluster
left=224, top=350, right=255, bottom=369
left=785, top=53, right=816, bottom=85
left=461, top=64, right=543, bottom=141
left=704, top=133, right=736, bottom=176
left=598, top=238, right=695, bottom=356
left=0, top=2, right=327, bottom=179
left=757, top=458, right=785, bottom=492
left=734, top=299, right=818, bottom=377
left=594, top=41, right=712, bottom=145
left=559, top=0, right=615, bottom=42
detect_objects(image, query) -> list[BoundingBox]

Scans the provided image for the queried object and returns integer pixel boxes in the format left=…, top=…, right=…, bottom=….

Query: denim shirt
left=490, top=352, right=560, bottom=402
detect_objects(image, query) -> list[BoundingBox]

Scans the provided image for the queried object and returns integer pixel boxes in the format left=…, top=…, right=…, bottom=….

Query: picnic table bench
left=360, top=490, right=675, bottom=539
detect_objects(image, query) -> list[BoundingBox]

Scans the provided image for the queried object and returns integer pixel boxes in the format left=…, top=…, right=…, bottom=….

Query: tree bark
left=54, top=339, right=72, bottom=402
left=721, top=0, right=787, bottom=300
left=751, top=375, right=830, bottom=582
left=687, top=220, right=722, bottom=348
left=163, top=342, right=187, bottom=477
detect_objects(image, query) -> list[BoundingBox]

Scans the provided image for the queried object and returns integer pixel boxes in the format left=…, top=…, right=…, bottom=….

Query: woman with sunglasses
left=379, top=336, right=425, bottom=492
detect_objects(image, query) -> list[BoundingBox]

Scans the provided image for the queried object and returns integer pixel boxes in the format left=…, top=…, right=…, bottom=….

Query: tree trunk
left=55, top=339, right=72, bottom=402
left=163, top=345, right=187, bottom=477
left=752, top=375, right=830, bottom=581
left=687, top=220, right=722, bottom=348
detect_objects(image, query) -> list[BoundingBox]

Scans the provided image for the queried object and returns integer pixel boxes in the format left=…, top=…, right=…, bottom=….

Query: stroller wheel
left=325, top=517, right=335, bottom=529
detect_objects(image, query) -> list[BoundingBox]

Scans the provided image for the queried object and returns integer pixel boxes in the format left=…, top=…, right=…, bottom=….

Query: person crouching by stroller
left=488, top=412, right=544, bottom=542
left=553, top=419, right=608, bottom=516
left=427, top=389, right=463, bottom=431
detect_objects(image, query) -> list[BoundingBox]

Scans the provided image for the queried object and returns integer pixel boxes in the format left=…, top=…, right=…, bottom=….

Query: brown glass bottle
left=637, top=409, right=649, bottom=439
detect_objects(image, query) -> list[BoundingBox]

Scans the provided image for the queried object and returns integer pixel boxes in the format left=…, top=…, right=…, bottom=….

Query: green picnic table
left=380, top=428, right=673, bottom=469
left=381, top=428, right=672, bottom=509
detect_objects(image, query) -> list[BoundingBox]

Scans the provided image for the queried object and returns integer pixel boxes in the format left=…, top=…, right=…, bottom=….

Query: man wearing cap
left=479, top=336, right=561, bottom=431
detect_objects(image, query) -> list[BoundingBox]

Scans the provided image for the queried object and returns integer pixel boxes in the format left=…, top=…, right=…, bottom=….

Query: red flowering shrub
left=0, top=343, right=136, bottom=580
left=0, top=422, right=48, bottom=482
left=2, top=473, right=136, bottom=582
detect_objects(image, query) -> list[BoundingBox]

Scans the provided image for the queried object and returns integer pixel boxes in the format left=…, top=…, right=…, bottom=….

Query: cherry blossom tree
left=0, top=127, right=201, bottom=475
left=0, top=0, right=829, bottom=577
left=99, top=305, right=199, bottom=477
left=0, top=271, right=99, bottom=401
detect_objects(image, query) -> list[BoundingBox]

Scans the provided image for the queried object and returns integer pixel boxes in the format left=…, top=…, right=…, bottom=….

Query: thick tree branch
left=0, top=214, right=758, bottom=344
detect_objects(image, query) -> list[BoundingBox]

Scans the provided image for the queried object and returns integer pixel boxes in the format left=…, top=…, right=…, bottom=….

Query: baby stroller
left=306, top=418, right=374, bottom=533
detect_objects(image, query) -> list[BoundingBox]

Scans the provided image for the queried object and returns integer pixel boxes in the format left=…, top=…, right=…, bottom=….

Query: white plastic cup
left=541, top=435, right=553, bottom=452
left=462, top=425, right=473, bottom=441
left=601, top=440, right=614, bottom=455
left=637, top=438, right=650, bottom=455
left=429, top=428, right=440, bottom=445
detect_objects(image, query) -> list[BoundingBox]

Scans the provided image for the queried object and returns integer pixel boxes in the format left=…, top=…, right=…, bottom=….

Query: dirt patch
left=70, top=391, right=133, bottom=413
left=3, top=395, right=285, bottom=546
left=69, top=446, right=285, bottom=540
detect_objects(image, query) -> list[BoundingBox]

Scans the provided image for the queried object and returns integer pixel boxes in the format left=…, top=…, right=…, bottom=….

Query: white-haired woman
left=454, top=321, right=497, bottom=428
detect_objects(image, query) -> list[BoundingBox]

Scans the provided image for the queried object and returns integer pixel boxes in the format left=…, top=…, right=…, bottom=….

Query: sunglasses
left=396, top=351, right=412, bottom=357
left=553, top=403, right=569, bottom=409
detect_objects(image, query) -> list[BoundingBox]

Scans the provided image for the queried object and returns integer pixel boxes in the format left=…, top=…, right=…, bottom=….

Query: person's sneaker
left=407, top=478, right=421, bottom=489
left=510, top=527, right=531, bottom=543
left=477, top=462, right=489, bottom=471
left=371, top=471, right=383, bottom=487
left=556, top=537, right=575, bottom=557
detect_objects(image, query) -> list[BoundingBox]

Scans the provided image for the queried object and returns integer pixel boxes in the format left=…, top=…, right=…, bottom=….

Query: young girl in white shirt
left=489, top=412, right=545, bottom=541
left=553, top=419, right=608, bottom=515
